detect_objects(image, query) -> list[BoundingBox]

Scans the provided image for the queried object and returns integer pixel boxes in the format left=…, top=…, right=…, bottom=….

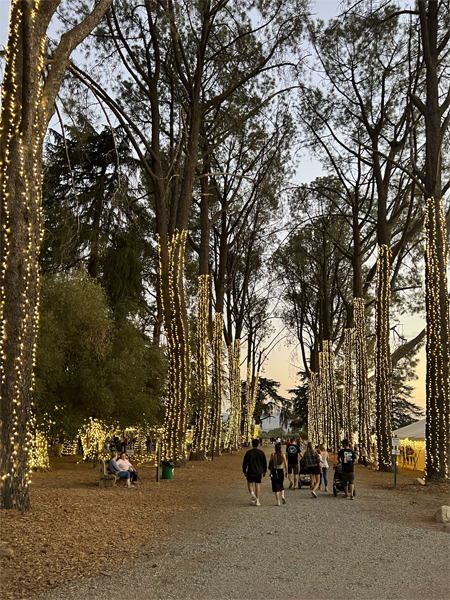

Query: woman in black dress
left=270, top=442, right=287, bottom=506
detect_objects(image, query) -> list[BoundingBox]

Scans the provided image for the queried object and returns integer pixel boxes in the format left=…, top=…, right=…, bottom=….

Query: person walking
left=270, top=442, right=287, bottom=506
left=303, top=441, right=322, bottom=498
left=318, top=444, right=329, bottom=491
left=360, top=443, right=368, bottom=467
left=242, top=438, right=267, bottom=506
left=286, top=437, right=302, bottom=490
left=338, top=439, right=356, bottom=499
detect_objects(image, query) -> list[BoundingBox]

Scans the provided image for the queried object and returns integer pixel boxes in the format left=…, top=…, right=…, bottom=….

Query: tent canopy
left=392, top=418, right=425, bottom=440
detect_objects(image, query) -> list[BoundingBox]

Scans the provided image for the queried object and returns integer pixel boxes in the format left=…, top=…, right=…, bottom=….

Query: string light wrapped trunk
left=0, top=0, right=113, bottom=510
left=375, top=245, right=393, bottom=471
left=424, top=197, right=449, bottom=481
left=343, top=328, right=356, bottom=442
left=159, top=230, right=190, bottom=464
left=210, top=313, right=224, bottom=456
left=191, top=274, right=210, bottom=458
left=354, top=298, right=371, bottom=451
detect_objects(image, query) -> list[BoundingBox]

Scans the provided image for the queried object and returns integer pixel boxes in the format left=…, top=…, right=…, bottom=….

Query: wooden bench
left=98, top=458, right=117, bottom=488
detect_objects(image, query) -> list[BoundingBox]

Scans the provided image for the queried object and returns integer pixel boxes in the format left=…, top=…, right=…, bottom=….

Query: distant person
left=360, top=443, right=368, bottom=467
left=286, top=437, right=302, bottom=490
left=270, top=442, right=287, bottom=506
left=117, top=452, right=139, bottom=485
left=318, top=444, right=329, bottom=491
left=303, top=441, right=322, bottom=498
left=242, top=438, right=267, bottom=506
left=338, top=439, right=356, bottom=499
left=108, top=451, right=134, bottom=489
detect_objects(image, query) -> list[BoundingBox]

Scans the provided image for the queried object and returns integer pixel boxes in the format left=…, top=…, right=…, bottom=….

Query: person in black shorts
left=338, top=439, right=356, bottom=499
left=242, top=438, right=267, bottom=506
left=286, top=437, right=302, bottom=489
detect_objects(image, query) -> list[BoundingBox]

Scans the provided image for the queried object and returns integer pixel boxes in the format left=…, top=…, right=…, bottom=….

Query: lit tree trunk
left=211, top=313, right=224, bottom=455
left=343, top=328, right=355, bottom=442
left=191, top=274, right=210, bottom=459
left=0, top=0, right=112, bottom=511
left=354, top=298, right=371, bottom=450
left=413, top=0, right=450, bottom=482
left=308, top=372, right=320, bottom=443
left=160, top=231, right=190, bottom=464
left=375, top=245, right=393, bottom=471
left=424, top=199, right=449, bottom=480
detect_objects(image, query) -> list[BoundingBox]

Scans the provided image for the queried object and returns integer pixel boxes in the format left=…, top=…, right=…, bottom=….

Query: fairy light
left=354, top=298, right=372, bottom=452
left=0, top=2, right=48, bottom=504
left=343, top=328, right=356, bottom=441
left=192, top=274, right=210, bottom=455
left=309, top=372, right=320, bottom=444
left=375, top=245, right=393, bottom=471
left=211, top=313, right=224, bottom=455
left=159, top=230, right=190, bottom=463
left=424, top=197, right=449, bottom=480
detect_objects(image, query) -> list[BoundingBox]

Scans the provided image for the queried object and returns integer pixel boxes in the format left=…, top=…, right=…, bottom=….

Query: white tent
left=392, top=418, right=426, bottom=440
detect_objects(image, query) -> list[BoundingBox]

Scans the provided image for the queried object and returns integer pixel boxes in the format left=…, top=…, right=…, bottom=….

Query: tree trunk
left=160, top=231, right=190, bottom=463
left=375, top=245, right=393, bottom=471
left=211, top=313, right=224, bottom=456
left=353, top=298, right=371, bottom=452
left=0, top=0, right=113, bottom=510
left=424, top=198, right=449, bottom=481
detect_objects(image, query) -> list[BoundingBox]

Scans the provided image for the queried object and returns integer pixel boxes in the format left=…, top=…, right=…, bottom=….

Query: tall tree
left=0, top=0, right=113, bottom=511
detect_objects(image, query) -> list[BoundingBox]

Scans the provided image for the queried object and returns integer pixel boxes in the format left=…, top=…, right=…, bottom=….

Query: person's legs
left=349, top=483, right=354, bottom=497
left=342, top=472, right=349, bottom=497
left=319, top=472, right=323, bottom=490
left=323, top=468, right=328, bottom=491
left=294, top=474, right=299, bottom=489
left=247, top=481, right=254, bottom=495
left=287, top=465, right=293, bottom=488
left=313, top=473, right=320, bottom=492
left=255, top=482, right=261, bottom=500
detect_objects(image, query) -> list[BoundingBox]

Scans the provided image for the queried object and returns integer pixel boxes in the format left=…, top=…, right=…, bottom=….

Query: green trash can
left=161, top=460, right=174, bottom=479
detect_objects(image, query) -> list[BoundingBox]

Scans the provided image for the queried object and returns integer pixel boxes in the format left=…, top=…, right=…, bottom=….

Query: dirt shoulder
left=1, top=450, right=448, bottom=600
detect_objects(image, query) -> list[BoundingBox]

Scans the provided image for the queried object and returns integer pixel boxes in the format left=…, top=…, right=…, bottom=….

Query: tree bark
left=0, top=0, right=112, bottom=511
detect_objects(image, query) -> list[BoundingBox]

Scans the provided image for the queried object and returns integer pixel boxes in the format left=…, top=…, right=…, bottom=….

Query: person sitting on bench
left=108, top=451, right=134, bottom=489
left=117, top=452, right=139, bottom=485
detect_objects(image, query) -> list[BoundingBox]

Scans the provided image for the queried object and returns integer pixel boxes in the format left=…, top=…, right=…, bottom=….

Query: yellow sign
left=253, top=425, right=259, bottom=438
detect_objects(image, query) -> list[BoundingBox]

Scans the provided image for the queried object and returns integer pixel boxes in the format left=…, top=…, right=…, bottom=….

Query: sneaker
left=318, top=485, right=322, bottom=491
left=276, top=499, right=281, bottom=506
left=255, top=499, right=261, bottom=506
left=289, top=481, right=293, bottom=489
left=281, top=496, right=286, bottom=504
left=126, top=485, right=135, bottom=489
left=311, top=491, right=317, bottom=498
left=350, top=496, right=354, bottom=500
left=250, top=496, right=256, bottom=505
left=343, top=495, right=348, bottom=498
left=324, top=487, right=328, bottom=492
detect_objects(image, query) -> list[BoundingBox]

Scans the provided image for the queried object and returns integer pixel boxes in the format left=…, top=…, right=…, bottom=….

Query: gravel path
left=31, top=466, right=449, bottom=600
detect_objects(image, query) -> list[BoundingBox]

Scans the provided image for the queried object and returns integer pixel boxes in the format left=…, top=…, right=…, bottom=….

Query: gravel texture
left=31, top=458, right=450, bottom=600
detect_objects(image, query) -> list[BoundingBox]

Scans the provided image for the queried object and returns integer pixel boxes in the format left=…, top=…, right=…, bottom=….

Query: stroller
left=298, top=457, right=311, bottom=489
left=333, top=463, right=355, bottom=497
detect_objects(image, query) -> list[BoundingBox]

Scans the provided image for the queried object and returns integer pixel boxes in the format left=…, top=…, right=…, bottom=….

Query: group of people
left=242, top=437, right=356, bottom=506
left=107, top=451, right=139, bottom=489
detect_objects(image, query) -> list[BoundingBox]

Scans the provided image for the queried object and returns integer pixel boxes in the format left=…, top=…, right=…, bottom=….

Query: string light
left=211, top=313, right=224, bottom=455
left=424, top=197, right=449, bottom=480
left=343, top=328, right=356, bottom=442
left=192, top=274, right=210, bottom=456
left=159, top=230, right=190, bottom=463
left=0, top=1, right=47, bottom=506
left=375, top=245, right=393, bottom=471
left=354, top=298, right=372, bottom=452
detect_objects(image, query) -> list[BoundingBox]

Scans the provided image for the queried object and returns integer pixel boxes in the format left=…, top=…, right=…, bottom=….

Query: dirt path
left=1, top=449, right=449, bottom=600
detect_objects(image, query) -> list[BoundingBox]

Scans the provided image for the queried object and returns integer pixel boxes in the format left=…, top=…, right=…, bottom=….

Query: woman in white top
left=318, top=444, right=329, bottom=492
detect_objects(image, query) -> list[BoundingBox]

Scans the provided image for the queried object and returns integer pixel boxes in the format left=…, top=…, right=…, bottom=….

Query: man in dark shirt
left=338, top=439, right=356, bottom=499
left=242, top=438, right=267, bottom=506
left=286, top=437, right=302, bottom=489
